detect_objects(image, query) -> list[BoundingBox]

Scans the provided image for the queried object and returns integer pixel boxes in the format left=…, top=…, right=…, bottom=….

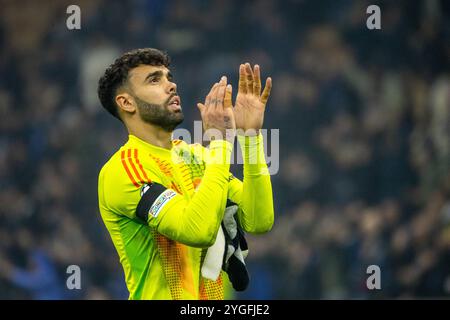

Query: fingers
left=201, top=76, right=228, bottom=113
left=215, top=76, right=228, bottom=109
left=238, top=64, right=247, bottom=94
left=245, top=63, right=254, bottom=94
left=205, top=82, right=219, bottom=107
left=197, top=103, right=205, bottom=113
left=261, top=77, right=272, bottom=105
left=253, top=64, right=261, bottom=96
left=239, top=63, right=261, bottom=96
left=224, top=84, right=232, bottom=109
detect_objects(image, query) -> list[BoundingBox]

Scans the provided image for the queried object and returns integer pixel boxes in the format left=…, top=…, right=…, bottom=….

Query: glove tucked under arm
left=201, top=200, right=249, bottom=291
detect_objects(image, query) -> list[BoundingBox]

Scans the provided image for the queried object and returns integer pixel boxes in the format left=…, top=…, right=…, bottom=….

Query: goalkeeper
left=97, top=48, right=274, bottom=300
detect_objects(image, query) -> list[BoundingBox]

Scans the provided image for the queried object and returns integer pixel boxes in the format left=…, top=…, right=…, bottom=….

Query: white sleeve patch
left=148, top=189, right=177, bottom=218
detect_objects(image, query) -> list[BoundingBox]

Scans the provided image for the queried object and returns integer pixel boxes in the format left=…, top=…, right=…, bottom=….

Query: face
left=124, top=65, right=184, bottom=132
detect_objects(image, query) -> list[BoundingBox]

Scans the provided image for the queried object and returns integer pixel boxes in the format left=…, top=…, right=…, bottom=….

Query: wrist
left=237, top=132, right=263, bottom=149
left=236, top=128, right=260, bottom=136
left=205, top=127, right=236, bottom=144
left=238, top=133, right=267, bottom=167
left=208, top=139, right=234, bottom=165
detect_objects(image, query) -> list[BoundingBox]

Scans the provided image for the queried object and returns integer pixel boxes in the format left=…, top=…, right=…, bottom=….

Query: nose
left=168, top=81, right=177, bottom=94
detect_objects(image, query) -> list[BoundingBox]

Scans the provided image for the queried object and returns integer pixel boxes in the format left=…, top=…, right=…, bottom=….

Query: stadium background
left=0, top=0, right=449, bottom=299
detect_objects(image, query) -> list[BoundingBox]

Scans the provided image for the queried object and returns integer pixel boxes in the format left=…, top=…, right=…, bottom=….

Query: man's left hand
left=234, top=63, right=272, bottom=135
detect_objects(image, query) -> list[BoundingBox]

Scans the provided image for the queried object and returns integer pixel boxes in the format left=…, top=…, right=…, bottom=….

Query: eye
left=150, top=77, right=159, bottom=83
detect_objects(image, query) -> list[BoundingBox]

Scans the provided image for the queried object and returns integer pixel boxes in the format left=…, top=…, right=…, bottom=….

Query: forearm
left=237, top=133, right=274, bottom=233
left=150, top=140, right=233, bottom=247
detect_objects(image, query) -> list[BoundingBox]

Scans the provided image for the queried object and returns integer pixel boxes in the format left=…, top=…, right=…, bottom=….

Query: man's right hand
left=197, top=76, right=236, bottom=143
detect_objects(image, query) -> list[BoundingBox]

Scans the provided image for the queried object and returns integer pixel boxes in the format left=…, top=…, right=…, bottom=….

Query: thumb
left=197, top=103, right=205, bottom=113
left=224, top=84, right=232, bottom=109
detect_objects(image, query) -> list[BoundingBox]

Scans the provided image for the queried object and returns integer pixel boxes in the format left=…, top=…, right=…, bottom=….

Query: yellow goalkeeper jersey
left=98, top=133, right=273, bottom=300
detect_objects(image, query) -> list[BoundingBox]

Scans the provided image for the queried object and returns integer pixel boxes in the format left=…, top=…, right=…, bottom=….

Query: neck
left=127, top=120, right=173, bottom=150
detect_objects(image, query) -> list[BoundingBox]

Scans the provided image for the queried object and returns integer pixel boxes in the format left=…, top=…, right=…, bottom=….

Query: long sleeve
left=147, top=140, right=233, bottom=247
left=230, top=133, right=274, bottom=234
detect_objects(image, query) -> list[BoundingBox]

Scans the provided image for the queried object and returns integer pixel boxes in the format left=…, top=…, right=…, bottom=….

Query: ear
left=115, top=92, right=136, bottom=114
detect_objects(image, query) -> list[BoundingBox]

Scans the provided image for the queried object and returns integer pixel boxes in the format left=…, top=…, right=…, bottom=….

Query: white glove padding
left=201, top=200, right=249, bottom=292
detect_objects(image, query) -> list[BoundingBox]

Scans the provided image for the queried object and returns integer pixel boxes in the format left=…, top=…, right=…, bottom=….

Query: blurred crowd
left=0, top=0, right=449, bottom=299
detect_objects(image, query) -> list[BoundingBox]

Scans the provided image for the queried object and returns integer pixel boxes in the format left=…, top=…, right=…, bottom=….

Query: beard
left=134, top=94, right=184, bottom=132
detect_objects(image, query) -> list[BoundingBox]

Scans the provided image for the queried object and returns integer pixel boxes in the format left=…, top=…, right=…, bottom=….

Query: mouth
left=168, top=96, right=182, bottom=111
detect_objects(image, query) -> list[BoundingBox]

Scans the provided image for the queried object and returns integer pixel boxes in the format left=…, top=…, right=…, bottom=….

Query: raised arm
left=139, top=77, right=236, bottom=247
left=232, top=63, right=274, bottom=234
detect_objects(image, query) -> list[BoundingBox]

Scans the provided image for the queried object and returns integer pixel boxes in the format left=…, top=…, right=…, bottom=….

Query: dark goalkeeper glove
left=201, top=200, right=249, bottom=292
left=221, top=200, right=249, bottom=291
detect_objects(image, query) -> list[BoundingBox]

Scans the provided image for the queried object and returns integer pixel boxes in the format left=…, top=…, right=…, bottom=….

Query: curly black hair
left=97, top=48, right=170, bottom=121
